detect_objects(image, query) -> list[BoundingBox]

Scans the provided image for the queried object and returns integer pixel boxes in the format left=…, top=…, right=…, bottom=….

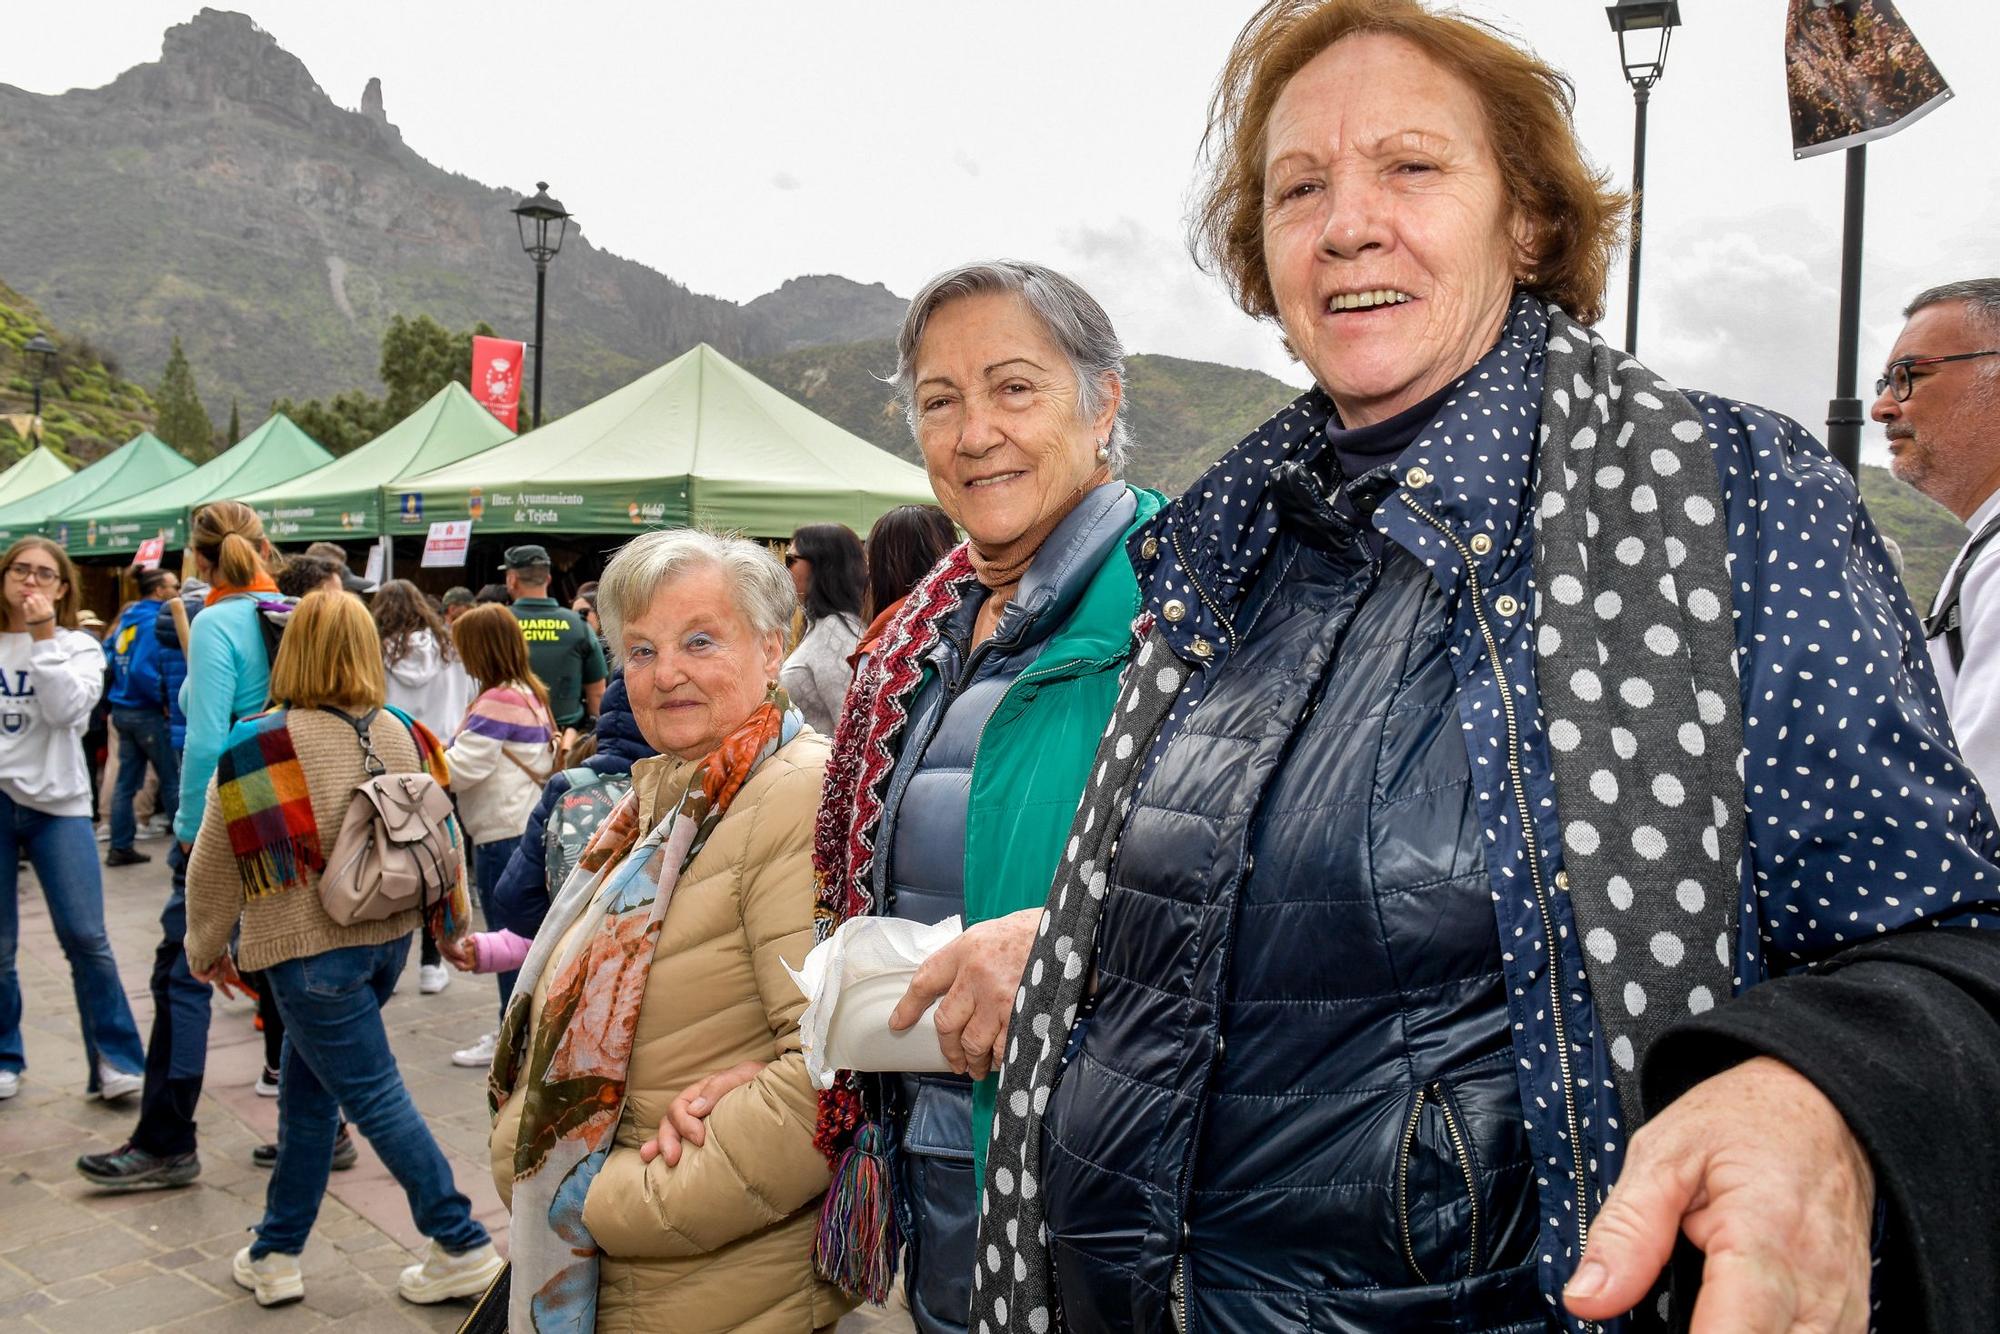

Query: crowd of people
left=2, top=1, right=1998, bottom=1331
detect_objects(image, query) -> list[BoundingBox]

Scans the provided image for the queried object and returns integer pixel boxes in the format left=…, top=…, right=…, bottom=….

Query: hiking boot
left=232, top=1246, right=305, bottom=1307
left=397, top=1239, right=504, bottom=1304
left=75, top=1142, right=200, bottom=1191
left=253, top=1124, right=358, bottom=1171
left=104, top=847, right=151, bottom=868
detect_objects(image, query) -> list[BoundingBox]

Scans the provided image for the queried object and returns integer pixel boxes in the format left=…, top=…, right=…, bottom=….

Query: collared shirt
left=1930, top=487, right=2000, bottom=790
left=508, top=595, right=607, bottom=728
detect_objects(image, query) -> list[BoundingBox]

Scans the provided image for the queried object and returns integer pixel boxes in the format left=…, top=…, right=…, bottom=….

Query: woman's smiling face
left=1261, top=33, right=1528, bottom=427
left=620, top=562, right=783, bottom=760
left=911, top=291, right=1112, bottom=552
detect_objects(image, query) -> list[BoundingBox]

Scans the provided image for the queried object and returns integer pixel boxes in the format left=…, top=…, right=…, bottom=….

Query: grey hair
left=1906, top=278, right=2000, bottom=339
left=892, top=259, right=1133, bottom=472
left=597, top=528, right=796, bottom=664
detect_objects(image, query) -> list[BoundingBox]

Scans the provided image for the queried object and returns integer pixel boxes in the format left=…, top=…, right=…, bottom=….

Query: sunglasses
left=1876, top=350, right=2000, bottom=403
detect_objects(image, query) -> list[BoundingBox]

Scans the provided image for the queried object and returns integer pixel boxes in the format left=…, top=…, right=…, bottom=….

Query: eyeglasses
left=1875, top=350, right=2000, bottom=402
left=4, top=564, right=62, bottom=586
left=783, top=551, right=804, bottom=567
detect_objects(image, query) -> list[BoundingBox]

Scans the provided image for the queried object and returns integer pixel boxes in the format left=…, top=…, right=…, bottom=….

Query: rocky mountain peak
left=105, top=9, right=326, bottom=118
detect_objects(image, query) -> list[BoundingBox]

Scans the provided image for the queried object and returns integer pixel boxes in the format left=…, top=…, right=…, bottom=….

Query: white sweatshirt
left=0, top=627, right=108, bottom=816
left=1930, top=488, right=2000, bottom=794
left=382, top=629, right=475, bottom=740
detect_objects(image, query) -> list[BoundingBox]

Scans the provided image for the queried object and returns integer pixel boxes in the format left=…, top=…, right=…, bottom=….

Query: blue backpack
left=544, top=767, right=634, bottom=889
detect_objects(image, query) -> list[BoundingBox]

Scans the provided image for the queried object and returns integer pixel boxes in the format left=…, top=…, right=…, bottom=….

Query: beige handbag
left=318, top=708, right=463, bottom=926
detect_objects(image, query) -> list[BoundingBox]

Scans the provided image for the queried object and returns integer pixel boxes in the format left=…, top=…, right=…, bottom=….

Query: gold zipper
left=1434, top=1083, right=1482, bottom=1276
left=1167, top=522, right=1241, bottom=654
left=1395, top=1087, right=1431, bottom=1284
left=1398, top=495, right=1592, bottom=1262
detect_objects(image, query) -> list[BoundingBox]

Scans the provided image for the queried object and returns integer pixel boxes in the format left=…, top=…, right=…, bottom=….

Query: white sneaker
left=97, top=1061, right=143, bottom=1101
left=137, top=817, right=171, bottom=840
left=254, top=1066, right=280, bottom=1098
left=419, top=963, right=451, bottom=995
left=450, top=1032, right=496, bottom=1068
left=232, top=1245, right=305, bottom=1306
left=0, top=1069, right=19, bottom=1099
left=397, top=1239, right=504, bottom=1304
left=94, top=824, right=111, bottom=844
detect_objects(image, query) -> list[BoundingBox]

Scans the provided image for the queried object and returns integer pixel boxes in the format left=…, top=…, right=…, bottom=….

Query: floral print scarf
left=489, top=686, right=802, bottom=1332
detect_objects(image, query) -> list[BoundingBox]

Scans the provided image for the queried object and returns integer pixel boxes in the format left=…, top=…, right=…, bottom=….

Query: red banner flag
left=471, top=335, right=525, bottom=429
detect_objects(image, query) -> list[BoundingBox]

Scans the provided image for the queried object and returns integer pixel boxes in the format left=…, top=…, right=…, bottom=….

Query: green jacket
left=961, top=485, right=1164, bottom=1175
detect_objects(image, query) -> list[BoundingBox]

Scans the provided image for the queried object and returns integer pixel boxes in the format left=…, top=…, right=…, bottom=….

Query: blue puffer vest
left=1042, top=469, right=1545, bottom=1332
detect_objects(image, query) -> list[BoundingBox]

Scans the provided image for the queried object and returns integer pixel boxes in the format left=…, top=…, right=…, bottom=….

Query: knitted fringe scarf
left=808, top=543, right=980, bottom=1301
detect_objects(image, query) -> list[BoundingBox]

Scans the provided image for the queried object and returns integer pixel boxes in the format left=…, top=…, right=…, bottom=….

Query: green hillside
left=1861, top=463, right=1960, bottom=612
left=0, top=279, right=158, bottom=465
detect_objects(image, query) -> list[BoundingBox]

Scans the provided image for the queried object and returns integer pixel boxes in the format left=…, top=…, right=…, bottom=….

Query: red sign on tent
left=133, top=536, right=166, bottom=570
left=471, top=335, right=525, bottom=429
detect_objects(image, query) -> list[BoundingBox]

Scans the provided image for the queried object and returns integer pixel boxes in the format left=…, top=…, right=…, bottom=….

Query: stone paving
left=1, top=836, right=913, bottom=1331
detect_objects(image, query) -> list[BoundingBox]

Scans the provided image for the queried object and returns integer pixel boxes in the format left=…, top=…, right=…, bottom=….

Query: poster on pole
left=471, top=336, right=525, bottom=430
left=421, top=520, right=472, bottom=568
left=133, top=535, right=166, bottom=570
left=1785, top=0, right=1951, bottom=159
left=363, top=536, right=391, bottom=586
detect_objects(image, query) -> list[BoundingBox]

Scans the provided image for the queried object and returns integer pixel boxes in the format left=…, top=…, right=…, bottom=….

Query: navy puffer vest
left=1042, top=477, right=1545, bottom=1332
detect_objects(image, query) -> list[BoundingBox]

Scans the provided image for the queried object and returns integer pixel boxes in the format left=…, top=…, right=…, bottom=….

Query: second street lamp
left=22, top=331, right=57, bottom=442
left=511, top=181, right=572, bottom=430
left=1605, top=0, right=1682, bottom=356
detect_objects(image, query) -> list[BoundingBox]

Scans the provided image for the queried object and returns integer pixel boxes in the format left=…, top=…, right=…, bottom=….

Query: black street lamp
left=1605, top=0, right=1682, bottom=355
left=511, top=181, right=571, bottom=430
left=22, top=331, right=57, bottom=441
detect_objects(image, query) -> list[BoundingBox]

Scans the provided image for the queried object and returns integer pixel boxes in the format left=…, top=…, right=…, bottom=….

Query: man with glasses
left=1875, top=278, right=2000, bottom=784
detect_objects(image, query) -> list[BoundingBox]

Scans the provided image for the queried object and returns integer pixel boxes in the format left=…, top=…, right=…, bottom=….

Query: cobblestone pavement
left=1, top=837, right=913, bottom=1331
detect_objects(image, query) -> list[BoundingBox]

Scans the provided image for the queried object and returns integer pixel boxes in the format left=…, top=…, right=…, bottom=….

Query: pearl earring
left=1095, top=440, right=1110, bottom=463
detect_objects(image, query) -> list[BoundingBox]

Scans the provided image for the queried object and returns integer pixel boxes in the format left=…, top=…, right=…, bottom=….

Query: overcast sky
left=14, top=1, right=1997, bottom=466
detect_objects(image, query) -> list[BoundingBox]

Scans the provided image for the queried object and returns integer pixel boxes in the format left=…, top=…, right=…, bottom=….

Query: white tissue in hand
left=786, top=915, right=962, bottom=1089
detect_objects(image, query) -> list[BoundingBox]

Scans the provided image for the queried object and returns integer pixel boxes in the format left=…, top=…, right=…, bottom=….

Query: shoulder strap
left=319, top=705, right=386, bottom=775
left=1923, top=510, right=2000, bottom=672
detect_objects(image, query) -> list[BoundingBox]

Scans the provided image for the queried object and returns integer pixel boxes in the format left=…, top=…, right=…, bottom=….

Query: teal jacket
left=174, top=594, right=276, bottom=844
left=959, top=484, right=1164, bottom=1175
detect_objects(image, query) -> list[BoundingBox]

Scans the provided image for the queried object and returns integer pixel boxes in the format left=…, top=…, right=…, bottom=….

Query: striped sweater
left=444, top=683, right=556, bottom=843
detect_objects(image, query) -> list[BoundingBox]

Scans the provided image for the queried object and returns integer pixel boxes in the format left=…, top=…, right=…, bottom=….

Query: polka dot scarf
left=970, top=307, right=1742, bottom=1331
left=1530, top=310, right=1743, bottom=1132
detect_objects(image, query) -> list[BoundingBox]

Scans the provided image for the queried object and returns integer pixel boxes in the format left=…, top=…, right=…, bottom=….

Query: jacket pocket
left=894, top=1076, right=977, bottom=1330
left=1394, top=1081, right=1483, bottom=1285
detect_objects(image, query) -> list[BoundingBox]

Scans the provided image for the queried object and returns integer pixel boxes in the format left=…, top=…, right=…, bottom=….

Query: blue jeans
left=132, top=843, right=213, bottom=1156
left=108, top=708, right=178, bottom=852
left=0, top=791, right=145, bottom=1088
left=475, top=837, right=520, bottom=1015
left=255, top=937, right=489, bottom=1258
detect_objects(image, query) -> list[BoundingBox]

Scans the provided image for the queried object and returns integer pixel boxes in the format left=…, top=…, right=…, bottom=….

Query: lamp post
left=22, top=332, right=56, bottom=442
left=511, top=182, right=571, bottom=430
left=1605, top=0, right=1682, bottom=356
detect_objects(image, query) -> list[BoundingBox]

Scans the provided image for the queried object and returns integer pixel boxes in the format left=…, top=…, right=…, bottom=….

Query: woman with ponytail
left=78, top=500, right=290, bottom=1190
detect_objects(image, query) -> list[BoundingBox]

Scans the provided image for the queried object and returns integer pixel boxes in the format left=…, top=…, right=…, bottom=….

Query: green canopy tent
left=65, top=414, right=332, bottom=557
left=239, top=382, right=515, bottom=543
left=397, top=344, right=935, bottom=538
left=0, top=446, right=75, bottom=509
left=0, top=432, right=195, bottom=548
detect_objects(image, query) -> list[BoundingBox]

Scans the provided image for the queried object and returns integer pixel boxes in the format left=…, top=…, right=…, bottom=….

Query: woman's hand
left=189, top=953, right=255, bottom=1001
left=638, top=1060, right=768, bottom=1166
left=887, top=908, right=1042, bottom=1079
left=439, top=933, right=476, bottom=971
left=20, top=591, right=55, bottom=640
left=1563, top=1056, right=1873, bottom=1333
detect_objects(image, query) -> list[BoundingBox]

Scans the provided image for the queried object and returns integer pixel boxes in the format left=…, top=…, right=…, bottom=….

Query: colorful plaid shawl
left=490, top=687, right=802, bottom=1333
left=807, top=543, right=978, bottom=1300
left=213, top=710, right=321, bottom=899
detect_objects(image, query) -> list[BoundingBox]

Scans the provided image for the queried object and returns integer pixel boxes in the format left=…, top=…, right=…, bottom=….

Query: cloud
left=770, top=170, right=801, bottom=191
left=953, top=150, right=980, bottom=177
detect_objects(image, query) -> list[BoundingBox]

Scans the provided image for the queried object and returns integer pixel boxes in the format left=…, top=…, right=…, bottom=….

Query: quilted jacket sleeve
left=580, top=760, right=833, bottom=1259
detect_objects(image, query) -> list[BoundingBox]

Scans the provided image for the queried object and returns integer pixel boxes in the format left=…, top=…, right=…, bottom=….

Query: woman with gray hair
left=483, top=528, right=853, bottom=1332
left=661, top=260, right=1161, bottom=1332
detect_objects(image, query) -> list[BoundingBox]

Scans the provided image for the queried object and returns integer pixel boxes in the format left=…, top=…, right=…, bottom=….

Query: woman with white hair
left=485, top=529, right=852, bottom=1333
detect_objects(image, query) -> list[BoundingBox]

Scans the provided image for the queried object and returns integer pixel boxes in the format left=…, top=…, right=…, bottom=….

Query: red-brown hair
left=1192, top=0, right=1628, bottom=327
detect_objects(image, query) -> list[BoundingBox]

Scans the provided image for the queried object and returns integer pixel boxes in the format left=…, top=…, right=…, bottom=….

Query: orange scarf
left=204, top=572, right=280, bottom=606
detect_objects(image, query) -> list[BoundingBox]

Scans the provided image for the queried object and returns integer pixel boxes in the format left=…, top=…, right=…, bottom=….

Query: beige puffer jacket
left=490, top=730, right=854, bottom=1333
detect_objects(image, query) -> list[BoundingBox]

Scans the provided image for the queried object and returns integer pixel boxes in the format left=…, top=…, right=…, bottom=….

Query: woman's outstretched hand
left=1563, top=1056, right=1873, bottom=1333
left=888, top=908, right=1042, bottom=1080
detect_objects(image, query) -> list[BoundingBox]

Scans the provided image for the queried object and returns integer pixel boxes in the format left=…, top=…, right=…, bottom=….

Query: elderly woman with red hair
left=955, top=3, right=2000, bottom=1332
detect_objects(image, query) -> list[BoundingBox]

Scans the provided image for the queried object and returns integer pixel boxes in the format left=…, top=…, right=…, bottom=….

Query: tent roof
left=67, top=414, right=333, bottom=555
left=239, top=382, right=515, bottom=541
left=400, top=344, right=934, bottom=536
left=0, top=446, right=75, bottom=509
left=0, top=433, right=196, bottom=542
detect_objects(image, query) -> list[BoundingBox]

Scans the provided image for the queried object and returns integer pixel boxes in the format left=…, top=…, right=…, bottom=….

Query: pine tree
left=154, top=336, right=214, bottom=461
left=226, top=398, right=241, bottom=445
